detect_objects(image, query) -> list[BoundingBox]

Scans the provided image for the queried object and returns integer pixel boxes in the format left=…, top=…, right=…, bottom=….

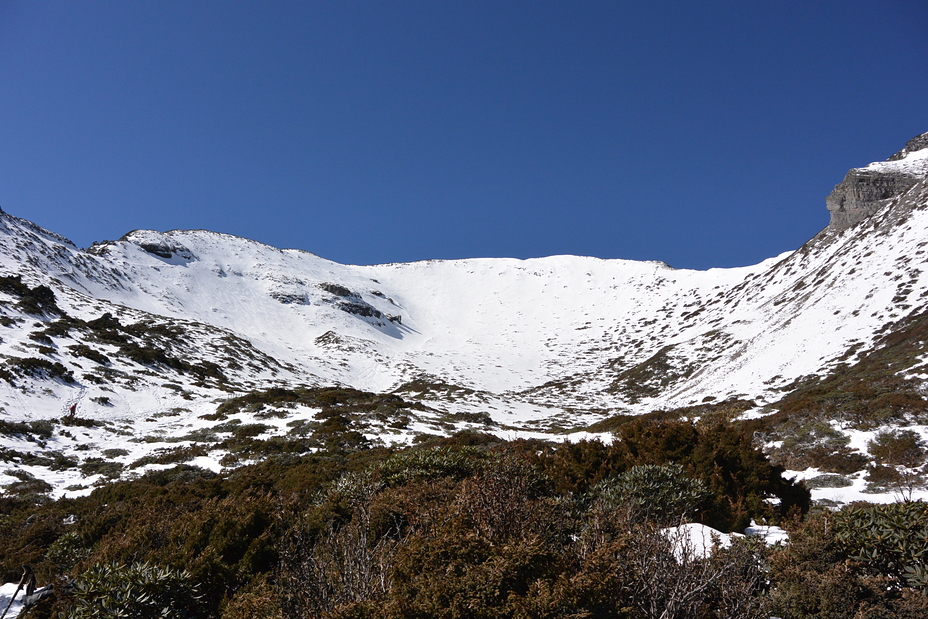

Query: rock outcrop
left=827, top=132, right=928, bottom=231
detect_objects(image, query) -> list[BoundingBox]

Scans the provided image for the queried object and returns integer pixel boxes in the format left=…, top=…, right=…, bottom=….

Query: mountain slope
left=1, top=132, right=927, bottom=501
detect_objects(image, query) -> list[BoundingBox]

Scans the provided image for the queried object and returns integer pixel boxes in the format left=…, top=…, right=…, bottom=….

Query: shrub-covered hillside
left=0, top=419, right=924, bottom=618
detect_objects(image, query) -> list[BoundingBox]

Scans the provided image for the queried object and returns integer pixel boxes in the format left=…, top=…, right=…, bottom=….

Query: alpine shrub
left=594, top=463, right=711, bottom=525
left=834, top=501, right=928, bottom=591
left=64, top=561, right=204, bottom=619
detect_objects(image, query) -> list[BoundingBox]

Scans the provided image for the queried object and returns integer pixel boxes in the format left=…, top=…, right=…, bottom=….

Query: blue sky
left=1, top=1, right=926, bottom=269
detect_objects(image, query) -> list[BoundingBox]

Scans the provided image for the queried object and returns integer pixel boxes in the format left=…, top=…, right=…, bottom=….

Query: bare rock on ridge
left=888, top=132, right=928, bottom=161
left=827, top=131, right=928, bottom=231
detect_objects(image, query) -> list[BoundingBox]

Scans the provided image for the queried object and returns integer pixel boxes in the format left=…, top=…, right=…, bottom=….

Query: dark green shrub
left=86, top=313, right=129, bottom=346
left=511, top=438, right=627, bottom=494
left=139, top=464, right=218, bottom=486
left=805, top=474, right=853, bottom=489
left=118, top=342, right=186, bottom=371
left=61, top=416, right=104, bottom=428
left=0, top=366, right=15, bottom=384
left=613, top=419, right=809, bottom=530
left=231, top=423, right=273, bottom=440
left=217, top=388, right=302, bottom=415
left=190, top=360, right=226, bottom=382
left=28, top=331, right=53, bottom=345
left=6, top=356, right=74, bottom=382
left=768, top=420, right=860, bottom=473
left=0, top=274, right=61, bottom=315
left=863, top=430, right=928, bottom=496
left=2, top=468, right=53, bottom=499
left=377, top=445, right=489, bottom=486
left=129, top=445, right=208, bottom=469
left=444, top=410, right=495, bottom=425
left=310, top=410, right=370, bottom=453
left=869, top=429, right=927, bottom=467
left=79, top=458, right=124, bottom=479
left=64, top=561, right=204, bottom=619
left=834, top=501, right=928, bottom=591
left=18, top=284, right=60, bottom=315
left=688, top=421, right=810, bottom=530
left=69, top=344, right=110, bottom=365
left=807, top=446, right=871, bottom=475
left=594, top=463, right=711, bottom=525
left=618, top=418, right=700, bottom=463
left=1, top=447, right=77, bottom=471
left=41, top=317, right=81, bottom=337
left=0, top=431, right=816, bottom=619
left=45, top=530, right=92, bottom=571
left=0, top=418, right=55, bottom=440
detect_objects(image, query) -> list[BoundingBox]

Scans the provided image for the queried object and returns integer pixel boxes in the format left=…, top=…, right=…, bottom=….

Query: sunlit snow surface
left=861, top=145, right=928, bottom=176
left=0, top=582, right=25, bottom=619
left=661, top=521, right=789, bottom=562
left=0, top=583, right=56, bottom=619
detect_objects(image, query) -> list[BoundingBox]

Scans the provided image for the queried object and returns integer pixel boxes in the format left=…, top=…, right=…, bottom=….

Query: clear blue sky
left=1, top=1, right=926, bottom=269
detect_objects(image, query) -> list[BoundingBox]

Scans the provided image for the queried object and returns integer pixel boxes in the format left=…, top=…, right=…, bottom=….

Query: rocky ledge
left=827, top=132, right=928, bottom=231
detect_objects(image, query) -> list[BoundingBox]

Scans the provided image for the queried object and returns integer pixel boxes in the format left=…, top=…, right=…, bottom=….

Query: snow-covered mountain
left=2, top=132, right=928, bottom=501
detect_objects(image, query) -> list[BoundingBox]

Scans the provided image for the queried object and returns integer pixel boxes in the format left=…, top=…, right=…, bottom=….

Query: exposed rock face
left=827, top=132, right=928, bottom=231
left=826, top=170, right=919, bottom=231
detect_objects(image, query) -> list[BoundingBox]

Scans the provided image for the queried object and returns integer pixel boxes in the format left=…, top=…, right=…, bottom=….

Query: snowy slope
left=0, top=134, right=927, bottom=500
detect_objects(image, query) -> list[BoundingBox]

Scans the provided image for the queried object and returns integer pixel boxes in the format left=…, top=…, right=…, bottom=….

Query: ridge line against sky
left=1, top=1, right=927, bottom=270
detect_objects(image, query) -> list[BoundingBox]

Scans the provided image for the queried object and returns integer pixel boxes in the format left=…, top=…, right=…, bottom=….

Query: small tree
left=866, top=429, right=928, bottom=499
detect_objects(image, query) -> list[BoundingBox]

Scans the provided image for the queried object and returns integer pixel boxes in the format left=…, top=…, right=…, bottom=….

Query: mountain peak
left=887, top=131, right=928, bottom=161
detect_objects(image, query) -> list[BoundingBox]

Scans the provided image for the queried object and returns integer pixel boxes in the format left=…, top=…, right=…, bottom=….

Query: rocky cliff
left=826, top=132, right=928, bottom=231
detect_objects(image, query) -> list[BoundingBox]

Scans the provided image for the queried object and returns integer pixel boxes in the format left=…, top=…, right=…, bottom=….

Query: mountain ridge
left=1, top=133, right=927, bottom=505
